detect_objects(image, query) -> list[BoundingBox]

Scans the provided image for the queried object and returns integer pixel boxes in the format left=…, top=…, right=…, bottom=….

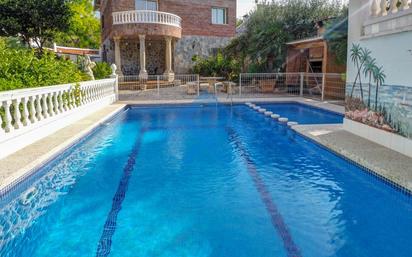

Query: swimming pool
left=258, top=102, right=343, bottom=124
left=0, top=103, right=411, bottom=257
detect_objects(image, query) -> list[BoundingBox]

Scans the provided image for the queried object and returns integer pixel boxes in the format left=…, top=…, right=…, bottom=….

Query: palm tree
left=350, top=44, right=371, bottom=102
left=362, top=57, right=377, bottom=108
left=372, top=66, right=386, bottom=109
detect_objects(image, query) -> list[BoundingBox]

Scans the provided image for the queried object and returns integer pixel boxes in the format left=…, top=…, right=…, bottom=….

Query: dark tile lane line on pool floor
left=95, top=128, right=146, bottom=257
left=226, top=127, right=302, bottom=257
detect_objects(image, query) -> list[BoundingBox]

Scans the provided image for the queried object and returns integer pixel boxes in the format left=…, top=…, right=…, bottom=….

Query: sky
left=237, top=0, right=256, bottom=18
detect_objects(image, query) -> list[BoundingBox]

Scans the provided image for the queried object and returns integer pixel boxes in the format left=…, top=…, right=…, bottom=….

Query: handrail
left=0, top=78, right=117, bottom=136
left=112, top=10, right=182, bottom=28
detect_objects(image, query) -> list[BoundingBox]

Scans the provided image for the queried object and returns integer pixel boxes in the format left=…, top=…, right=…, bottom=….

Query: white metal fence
left=117, top=72, right=345, bottom=103
left=118, top=74, right=200, bottom=101
left=237, top=73, right=345, bottom=103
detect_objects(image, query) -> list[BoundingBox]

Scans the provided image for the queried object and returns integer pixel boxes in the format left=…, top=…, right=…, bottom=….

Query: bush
left=0, top=38, right=86, bottom=91
left=192, top=51, right=240, bottom=81
left=92, top=62, right=112, bottom=80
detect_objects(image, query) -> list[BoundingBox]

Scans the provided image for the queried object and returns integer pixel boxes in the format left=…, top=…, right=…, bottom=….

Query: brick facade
left=97, top=0, right=236, bottom=74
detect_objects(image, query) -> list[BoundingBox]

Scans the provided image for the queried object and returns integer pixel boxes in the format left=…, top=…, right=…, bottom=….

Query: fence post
left=239, top=74, right=242, bottom=97
left=157, top=75, right=160, bottom=97
left=299, top=72, right=304, bottom=97
left=197, top=74, right=200, bottom=97
left=321, top=73, right=326, bottom=101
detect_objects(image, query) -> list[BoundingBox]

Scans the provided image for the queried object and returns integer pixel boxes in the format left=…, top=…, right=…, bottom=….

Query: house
left=345, top=0, right=412, bottom=157
left=94, top=0, right=237, bottom=78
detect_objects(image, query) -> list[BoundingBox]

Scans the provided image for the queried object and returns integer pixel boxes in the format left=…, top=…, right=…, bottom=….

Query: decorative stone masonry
left=174, top=35, right=232, bottom=73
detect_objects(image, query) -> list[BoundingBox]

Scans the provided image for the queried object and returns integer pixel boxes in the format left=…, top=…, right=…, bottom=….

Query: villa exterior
left=345, top=0, right=412, bottom=157
left=95, top=0, right=236, bottom=78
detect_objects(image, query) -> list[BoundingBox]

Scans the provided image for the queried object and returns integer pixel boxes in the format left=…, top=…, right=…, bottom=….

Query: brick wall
left=99, top=0, right=236, bottom=41
left=160, top=0, right=236, bottom=37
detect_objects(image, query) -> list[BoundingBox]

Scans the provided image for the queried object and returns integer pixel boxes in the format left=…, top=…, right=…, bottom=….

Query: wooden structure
left=285, top=36, right=346, bottom=99
left=286, top=36, right=345, bottom=74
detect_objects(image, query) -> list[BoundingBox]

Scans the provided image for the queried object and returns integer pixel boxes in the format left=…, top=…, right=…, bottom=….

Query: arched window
left=135, top=0, right=158, bottom=11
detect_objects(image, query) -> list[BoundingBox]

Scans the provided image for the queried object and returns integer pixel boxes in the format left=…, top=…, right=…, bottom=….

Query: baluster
left=12, top=99, right=22, bottom=129
left=41, top=94, right=48, bottom=118
left=401, top=0, right=410, bottom=10
left=390, top=0, right=399, bottom=13
left=35, top=95, right=42, bottom=121
left=71, top=89, right=77, bottom=108
left=53, top=92, right=59, bottom=114
left=20, top=97, right=29, bottom=126
left=47, top=93, right=54, bottom=116
left=58, top=92, right=64, bottom=113
left=97, top=84, right=101, bottom=100
left=381, top=0, right=388, bottom=16
left=28, top=96, right=36, bottom=124
left=2, top=100, right=13, bottom=133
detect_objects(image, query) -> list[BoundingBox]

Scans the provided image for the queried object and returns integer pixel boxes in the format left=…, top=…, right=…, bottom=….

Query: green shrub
left=92, top=62, right=112, bottom=80
left=0, top=38, right=86, bottom=91
left=192, top=51, right=240, bottom=81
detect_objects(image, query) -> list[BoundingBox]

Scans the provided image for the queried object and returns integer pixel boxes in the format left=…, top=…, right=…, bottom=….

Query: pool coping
left=0, top=104, right=128, bottom=200
left=290, top=124, right=412, bottom=196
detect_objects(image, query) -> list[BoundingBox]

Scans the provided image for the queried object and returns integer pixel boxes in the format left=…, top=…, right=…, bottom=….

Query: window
left=135, top=0, right=157, bottom=11
left=212, top=7, right=228, bottom=25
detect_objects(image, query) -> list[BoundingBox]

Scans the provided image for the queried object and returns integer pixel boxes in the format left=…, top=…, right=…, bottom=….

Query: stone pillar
left=113, top=37, right=123, bottom=76
left=164, top=36, right=174, bottom=81
left=139, top=34, right=148, bottom=79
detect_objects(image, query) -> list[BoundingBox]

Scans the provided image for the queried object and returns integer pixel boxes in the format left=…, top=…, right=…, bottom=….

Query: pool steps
left=247, top=103, right=298, bottom=126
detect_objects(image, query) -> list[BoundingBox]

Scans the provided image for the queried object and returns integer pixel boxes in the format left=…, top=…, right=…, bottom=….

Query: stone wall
left=103, top=38, right=166, bottom=75
left=174, top=35, right=232, bottom=74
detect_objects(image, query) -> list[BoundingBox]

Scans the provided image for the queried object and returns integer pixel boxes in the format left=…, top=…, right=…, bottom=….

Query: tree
left=54, top=0, right=101, bottom=49
left=225, top=0, right=346, bottom=72
left=323, top=7, right=348, bottom=65
left=0, top=0, right=72, bottom=53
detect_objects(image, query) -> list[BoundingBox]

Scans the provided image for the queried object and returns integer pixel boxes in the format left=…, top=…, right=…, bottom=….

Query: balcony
left=112, top=10, right=182, bottom=39
left=113, top=10, right=181, bottom=28
left=364, top=0, right=412, bottom=38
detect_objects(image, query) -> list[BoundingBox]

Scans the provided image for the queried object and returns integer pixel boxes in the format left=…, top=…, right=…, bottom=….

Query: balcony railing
left=370, top=0, right=410, bottom=17
left=366, top=0, right=412, bottom=37
left=112, top=10, right=182, bottom=28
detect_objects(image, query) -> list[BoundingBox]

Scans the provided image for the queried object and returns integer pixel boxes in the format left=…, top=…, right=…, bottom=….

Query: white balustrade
left=112, top=10, right=182, bottom=28
left=371, top=0, right=411, bottom=17
left=0, top=78, right=117, bottom=139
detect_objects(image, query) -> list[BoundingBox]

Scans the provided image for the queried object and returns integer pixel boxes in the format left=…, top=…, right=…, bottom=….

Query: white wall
left=347, top=0, right=412, bottom=86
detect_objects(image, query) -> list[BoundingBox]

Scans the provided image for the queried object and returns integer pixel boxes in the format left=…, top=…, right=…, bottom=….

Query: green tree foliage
left=226, top=0, right=346, bottom=72
left=0, top=0, right=72, bottom=53
left=92, top=62, right=112, bottom=80
left=192, top=52, right=241, bottom=81
left=323, top=7, right=348, bottom=65
left=54, top=0, right=101, bottom=49
left=0, top=39, right=87, bottom=91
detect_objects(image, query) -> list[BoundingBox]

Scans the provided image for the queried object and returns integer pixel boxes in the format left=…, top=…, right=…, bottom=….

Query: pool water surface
left=0, top=103, right=410, bottom=257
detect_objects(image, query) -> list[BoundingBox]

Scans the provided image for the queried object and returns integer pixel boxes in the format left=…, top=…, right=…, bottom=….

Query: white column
left=164, top=36, right=174, bottom=81
left=139, top=34, right=148, bottom=79
left=371, top=0, right=380, bottom=16
left=401, top=0, right=410, bottom=10
left=114, top=37, right=123, bottom=76
left=390, top=0, right=399, bottom=13
left=381, top=0, right=388, bottom=16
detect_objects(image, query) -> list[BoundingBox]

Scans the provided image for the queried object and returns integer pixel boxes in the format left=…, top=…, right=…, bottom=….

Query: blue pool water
left=259, top=103, right=343, bottom=124
left=0, top=103, right=411, bottom=257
